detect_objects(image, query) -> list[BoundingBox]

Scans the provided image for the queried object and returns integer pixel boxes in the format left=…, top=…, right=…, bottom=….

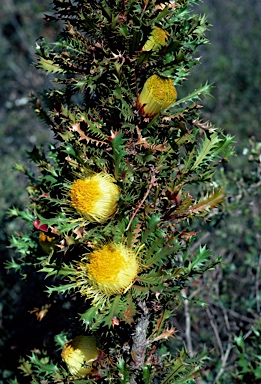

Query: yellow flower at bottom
left=137, top=74, right=177, bottom=117
left=61, top=335, right=98, bottom=377
left=77, top=243, right=139, bottom=305
left=69, top=173, right=119, bottom=223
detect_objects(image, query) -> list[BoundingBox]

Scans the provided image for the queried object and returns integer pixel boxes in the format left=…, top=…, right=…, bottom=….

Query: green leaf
left=190, top=245, right=210, bottom=270
left=110, top=130, right=127, bottom=180
left=18, top=360, right=33, bottom=377
left=234, top=333, right=245, bottom=352
left=116, top=358, right=130, bottom=384
left=142, top=365, right=152, bottom=384
left=170, top=82, right=212, bottom=109
left=39, top=264, right=76, bottom=279
left=254, top=365, right=261, bottom=379
left=5, top=258, right=21, bottom=272
left=191, top=132, right=220, bottom=171
left=8, top=207, right=35, bottom=222
left=45, top=282, right=77, bottom=296
left=141, top=214, right=161, bottom=244
left=144, top=239, right=181, bottom=268
left=81, top=306, right=101, bottom=329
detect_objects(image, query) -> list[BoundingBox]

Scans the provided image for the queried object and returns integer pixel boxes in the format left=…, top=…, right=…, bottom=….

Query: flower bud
left=61, top=335, right=99, bottom=377
left=137, top=74, right=177, bottom=117
left=142, top=26, right=169, bottom=52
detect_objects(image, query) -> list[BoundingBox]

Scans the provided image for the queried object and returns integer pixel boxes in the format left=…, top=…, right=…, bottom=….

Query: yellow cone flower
left=69, top=173, right=119, bottom=223
left=39, top=232, right=57, bottom=254
left=77, top=242, right=139, bottom=305
left=62, top=335, right=98, bottom=377
left=137, top=74, right=177, bottom=117
left=142, top=26, right=169, bottom=52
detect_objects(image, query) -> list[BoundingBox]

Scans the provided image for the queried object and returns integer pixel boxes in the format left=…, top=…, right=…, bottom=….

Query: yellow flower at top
left=61, top=335, right=99, bottom=377
left=142, top=26, right=169, bottom=52
left=137, top=74, right=177, bottom=117
left=69, top=173, right=119, bottom=223
left=77, top=242, right=139, bottom=305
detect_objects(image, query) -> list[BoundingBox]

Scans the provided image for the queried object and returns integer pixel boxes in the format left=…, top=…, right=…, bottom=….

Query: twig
left=126, top=168, right=157, bottom=231
left=181, top=288, right=194, bottom=357
left=206, top=307, right=223, bottom=356
left=207, top=303, right=234, bottom=384
left=209, top=300, right=256, bottom=323
left=243, top=328, right=253, bottom=341
left=214, top=341, right=233, bottom=384
left=255, top=249, right=261, bottom=314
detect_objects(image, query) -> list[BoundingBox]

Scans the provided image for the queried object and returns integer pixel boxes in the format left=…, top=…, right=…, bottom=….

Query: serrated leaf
left=110, top=130, right=127, bottom=180
left=8, top=207, right=35, bottom=222
left=170, top=82, right=212, bottom=110
left=18, top=360, right=33, bottom=376
left=141, top=214, right=161, bottom=244
left=191, top=132, right=220, bottom=170
left=189, top=189, right=224, bottom=215
left=117, top=358, right=131, bottom=384
left=144, top=240, right=181, bottom=268
left=81, top=306, right=101, bottom=329
left=190, top=245, right=210, bottom=269
left=46, top=282, right=77, bottom=296
left=39, top=264, right=76, bottom=279
left=5, top=258, right=21, bottom=272
left=39, top=57, right=65, bottom=74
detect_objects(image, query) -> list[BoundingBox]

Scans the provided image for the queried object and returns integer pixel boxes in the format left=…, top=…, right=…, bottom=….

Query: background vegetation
left=0, top=0, right=260, bottom=382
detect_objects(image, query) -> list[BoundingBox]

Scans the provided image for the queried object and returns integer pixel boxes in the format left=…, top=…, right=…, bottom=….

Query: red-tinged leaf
left=70, top=123, right=107, bottom=146
left=190, top=189, right=224, bottom=214
left=33, top=219, right=48, bottom=232
left=180, top=231, right=197, bottom=241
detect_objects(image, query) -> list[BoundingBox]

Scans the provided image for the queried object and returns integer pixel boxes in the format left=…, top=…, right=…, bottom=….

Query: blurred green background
left=0, top=0, right=260, bottom=382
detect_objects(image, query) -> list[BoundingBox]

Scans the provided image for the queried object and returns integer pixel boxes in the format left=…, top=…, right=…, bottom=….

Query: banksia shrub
left=7, top=0, right=233, bottom=382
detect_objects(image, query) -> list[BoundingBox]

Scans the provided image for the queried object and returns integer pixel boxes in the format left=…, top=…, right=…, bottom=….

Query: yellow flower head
left=142, top=26, right=169, bottom=52
left=39, top=232, right=57, bottom=254
left=69, top=173, right=119, bottom=223
left=77, top=242, right=139, bottom=305
left=137, top=74, right=177, bottom=117
left=61, top=335, right=98, bottom=377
